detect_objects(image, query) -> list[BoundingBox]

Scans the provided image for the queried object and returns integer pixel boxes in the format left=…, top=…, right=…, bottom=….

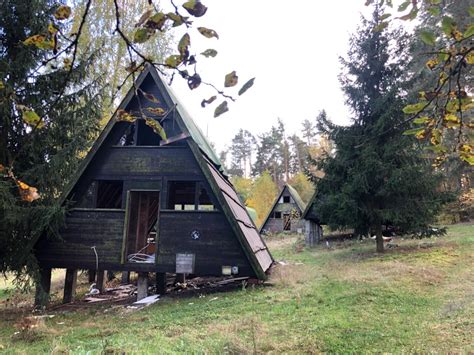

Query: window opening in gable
left=283, top=195, right=291, bottom=203
left=96, top=180, right=123, bottom=209
left=198, top=183, right=214, bottom=210
left=168, top=181, right=215, bottom=211
left=117, top=124, right=135, bottom=146
left=274, top=211, right=282, bottom=219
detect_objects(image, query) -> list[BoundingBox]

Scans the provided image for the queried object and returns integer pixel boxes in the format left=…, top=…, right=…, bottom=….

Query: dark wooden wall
left=37, top=143, right=255, bottom=276
left=36, top=209, right=125, bottom=270
left=158, top=211, right=255, bottom=276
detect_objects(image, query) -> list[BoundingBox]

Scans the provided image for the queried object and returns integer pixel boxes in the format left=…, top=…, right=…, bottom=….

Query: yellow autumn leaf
left=0, top=80, right=4, bottom=89
left=147, top=107, right=166, bottom=116
left=22, top=110, right=44, bottom=128
left=23, top=34, right=45, bottom=46
left=48, top=23, right=58, bottom=34
left=145, top=118, right=167, bottom=140
left=116, top=109, right=137, bottom=122
left=466, top=52, right=474, bottom=65
left=444, top=113, right=459, bottom=122
left=54, top=5, right=72, bottom=20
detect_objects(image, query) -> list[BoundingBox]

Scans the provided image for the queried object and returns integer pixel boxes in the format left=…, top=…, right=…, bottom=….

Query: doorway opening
left=124, top=191, right=159, bottom=263
left=283, top=213, right=291, bottom=231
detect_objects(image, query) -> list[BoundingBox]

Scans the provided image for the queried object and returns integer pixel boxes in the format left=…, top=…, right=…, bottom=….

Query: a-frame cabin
left=259, top=184, right=306, bottom=234
left=34, top=65, right=273, bottom=305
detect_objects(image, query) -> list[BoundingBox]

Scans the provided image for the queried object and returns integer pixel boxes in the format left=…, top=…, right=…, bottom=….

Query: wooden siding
left=36, top=209, right=125, bottom=269
left=157, top=211, right=255, bottom=276
left=91, top=146, right=201, bottom=178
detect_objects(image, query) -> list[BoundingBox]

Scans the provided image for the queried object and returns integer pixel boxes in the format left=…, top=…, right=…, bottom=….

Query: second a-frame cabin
left=34, top=65, right=273, bottom=305
left=260, top=184, right=306, bottom=234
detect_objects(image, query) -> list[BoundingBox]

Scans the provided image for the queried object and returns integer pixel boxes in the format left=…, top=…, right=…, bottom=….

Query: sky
left=162, top=1, right=373, bottom=153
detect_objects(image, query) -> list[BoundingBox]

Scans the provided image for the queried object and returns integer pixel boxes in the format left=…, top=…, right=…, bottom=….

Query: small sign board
left=176, top=253, right=195, bottom=274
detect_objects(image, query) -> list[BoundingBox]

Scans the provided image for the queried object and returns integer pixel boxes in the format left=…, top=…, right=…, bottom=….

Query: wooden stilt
left=88, top=269, right=96, bottom=283
left=63, top=269, right=78, bottom=304
left=137, top=272, right=149, bottom=301
left=121, top=271, right=130, bottom=284
left=96, top=270, right=106, bottom=293
left=34, top=267, right=52, bottom=308
left=175, top=273, right=186, bottom=284
left=156, top=272, right=166, bottom=295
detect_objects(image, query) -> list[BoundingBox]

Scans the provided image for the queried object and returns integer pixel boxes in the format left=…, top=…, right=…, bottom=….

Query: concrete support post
left=96, top=270, right=106, bottom=293
left=137, top=272, right=149, bottom=301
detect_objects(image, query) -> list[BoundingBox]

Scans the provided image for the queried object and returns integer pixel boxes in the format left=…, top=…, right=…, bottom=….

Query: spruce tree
left=0, top=0, right=103, bottom=280
left=309, top=6, right=446, bottom=252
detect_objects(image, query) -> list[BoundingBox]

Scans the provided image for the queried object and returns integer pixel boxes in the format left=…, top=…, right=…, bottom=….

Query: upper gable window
left=167, top=181, right=215, bottom=211
left=96, top=180, right=123, bottom=209
left=283, top=196, right=291, bottom=203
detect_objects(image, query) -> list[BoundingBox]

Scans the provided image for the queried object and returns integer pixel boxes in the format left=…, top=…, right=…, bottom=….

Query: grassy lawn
left=0, top=224, right=472, bottom=353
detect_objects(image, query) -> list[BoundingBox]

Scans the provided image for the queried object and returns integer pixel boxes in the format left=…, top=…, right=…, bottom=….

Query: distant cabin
left=33, top=65, right=273, bottom=306
left=260, top=185, right=306, bottom=234
left=301, top=191, right=323, bottom=247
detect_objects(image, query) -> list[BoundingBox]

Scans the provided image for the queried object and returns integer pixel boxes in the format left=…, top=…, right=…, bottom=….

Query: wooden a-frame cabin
left=34, top=65, right=273, bottom=306
left=260, top=184, right=306, bottom=234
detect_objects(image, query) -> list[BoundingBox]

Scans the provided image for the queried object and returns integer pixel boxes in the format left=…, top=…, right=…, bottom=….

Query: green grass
left=0, top=224, right=473, bottom=353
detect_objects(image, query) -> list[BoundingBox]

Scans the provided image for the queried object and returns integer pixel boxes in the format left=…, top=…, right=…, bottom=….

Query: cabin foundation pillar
left=63, top=269, right=78, bottom=304
left=137, top=272, right=149, bottom=301
left=156, top=272, right=166, bottom=295
left=88, top=270, right=96, bottom=283
left=96, top=270, right=106, bottom=293
left=121, top=271, right=130, bottom=284
left=305, top=221, right=322, bottom=247
left=34, top=267, right=52, bottom=309
left=175, top=273, right=186, bottom=284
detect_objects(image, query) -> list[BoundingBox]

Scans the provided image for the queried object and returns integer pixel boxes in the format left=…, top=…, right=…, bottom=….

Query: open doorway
left=124, top=191, right=159, bottom=263
left=283, top=213, right=291, bottom=231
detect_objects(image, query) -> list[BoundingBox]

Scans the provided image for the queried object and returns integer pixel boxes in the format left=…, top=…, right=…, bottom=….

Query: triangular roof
left=60, top=64, right=272, bottom=278
left=259, top=184, right=306, bottom=232
left=302, top=190, right=320, bottom=223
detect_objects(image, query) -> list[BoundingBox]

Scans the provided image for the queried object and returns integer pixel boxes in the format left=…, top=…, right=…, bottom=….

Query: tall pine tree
left=0, top=0, right=103, bottom=280
left=309, top=6, right=446, bottom=252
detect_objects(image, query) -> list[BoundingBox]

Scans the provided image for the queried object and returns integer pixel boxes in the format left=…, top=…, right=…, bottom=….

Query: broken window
left=167, top=181, right=215, bottom=210
left=283, top=195, right=291, bottom=203
left=117, top=124, right=135, bottom=146
left=96, top=180, right=123, bottom=209
left=168, top=181, right=196, bottom=210
left=274, top=212, right=282, bottom=219
left=198, top=183, right=214, bottom=210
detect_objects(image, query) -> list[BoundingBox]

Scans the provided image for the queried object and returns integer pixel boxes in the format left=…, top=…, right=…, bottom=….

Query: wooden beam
left=62, top=269, right=78, bottom=304
left=88, top=270, right=96, bottom=283
left=121, top=271, right=130, bottom=284
left=34, top=267, right=52, bottom=309
left=156, top=272, right=166, bottom=295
